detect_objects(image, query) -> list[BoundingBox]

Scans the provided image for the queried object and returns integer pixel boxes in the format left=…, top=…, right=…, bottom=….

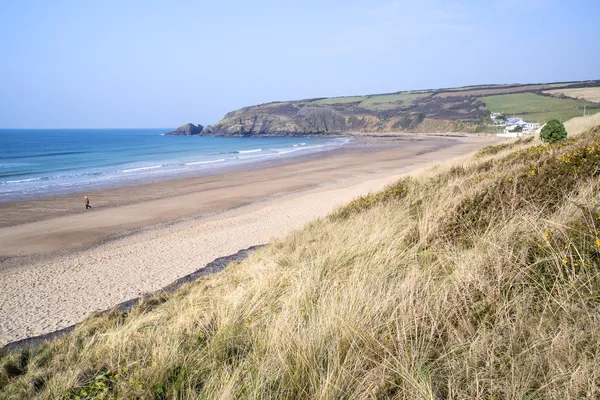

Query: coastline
left=0, top=135, right=498, bottom=346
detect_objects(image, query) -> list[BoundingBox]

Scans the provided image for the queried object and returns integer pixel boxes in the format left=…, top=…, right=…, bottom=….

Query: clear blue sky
left=1, top=0, right=598, bottom=128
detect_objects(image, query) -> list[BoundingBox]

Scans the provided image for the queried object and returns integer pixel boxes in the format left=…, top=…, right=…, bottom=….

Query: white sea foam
left=120, top=165, right=162, bottom=173
left=2, top=177, right=43, bottom=184
left=274, top=144, right=328, bottom=156
left=238, top=148, right=262, bottom=154
left=185, top=158, right=226, bottom=166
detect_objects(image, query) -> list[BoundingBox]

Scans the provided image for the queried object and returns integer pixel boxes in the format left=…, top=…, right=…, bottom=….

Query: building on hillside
left=497, top=117, right=540, bottom=137
left=504, top=117, right=527, bottom=133
left=524, top=122, right=541, bottom=132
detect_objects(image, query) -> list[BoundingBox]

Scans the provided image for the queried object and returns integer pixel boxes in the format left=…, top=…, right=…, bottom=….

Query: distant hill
left=195, top=80, right=600, bottom=136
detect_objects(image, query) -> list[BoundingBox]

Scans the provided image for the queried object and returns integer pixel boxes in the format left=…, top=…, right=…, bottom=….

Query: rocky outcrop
left=207, top=103, right=353, bottom=136
left=166, top=123, right=204, bottom=135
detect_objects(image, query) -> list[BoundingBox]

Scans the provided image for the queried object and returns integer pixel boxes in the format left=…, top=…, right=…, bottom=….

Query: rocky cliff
left=166, top=123, right=204, bottom=135
left=207, top=95, right=489, bottom=136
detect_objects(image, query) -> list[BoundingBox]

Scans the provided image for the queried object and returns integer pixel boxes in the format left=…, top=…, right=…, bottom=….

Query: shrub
left=540, top=119, right=567, bottom=143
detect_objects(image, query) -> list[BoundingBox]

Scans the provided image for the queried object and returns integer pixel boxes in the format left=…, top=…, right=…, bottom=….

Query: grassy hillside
left=2, top=124, right=600, bottom=398
left=481, top=92, right=599, bottom=122
left=205, top=81, right=600, bottom=136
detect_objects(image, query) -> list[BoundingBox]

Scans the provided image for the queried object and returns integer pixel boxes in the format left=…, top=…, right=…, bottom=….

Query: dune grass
left=2, top=126, right=600, bottom=399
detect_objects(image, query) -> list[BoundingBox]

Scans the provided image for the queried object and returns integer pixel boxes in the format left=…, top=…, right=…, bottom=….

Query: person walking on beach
left=85, top=196, right=92, bottom=209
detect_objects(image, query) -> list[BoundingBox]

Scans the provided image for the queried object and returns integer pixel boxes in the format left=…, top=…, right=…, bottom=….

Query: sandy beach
left=0, top=135, right=495, bottom=346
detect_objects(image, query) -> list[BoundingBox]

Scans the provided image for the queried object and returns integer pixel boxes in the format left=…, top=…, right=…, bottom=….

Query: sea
left=0, top=129, right=350, bottom=201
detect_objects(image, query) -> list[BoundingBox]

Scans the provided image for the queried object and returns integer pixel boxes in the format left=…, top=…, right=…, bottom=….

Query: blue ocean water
left=0, top=129, right=349, bottom=201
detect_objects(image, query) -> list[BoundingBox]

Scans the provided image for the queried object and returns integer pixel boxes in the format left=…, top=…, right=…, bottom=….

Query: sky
left=0, top=0, right=599, bottom=128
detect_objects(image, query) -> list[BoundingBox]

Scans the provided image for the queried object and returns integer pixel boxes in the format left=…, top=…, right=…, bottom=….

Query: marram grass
left=2, top=128, right=600, bottom=399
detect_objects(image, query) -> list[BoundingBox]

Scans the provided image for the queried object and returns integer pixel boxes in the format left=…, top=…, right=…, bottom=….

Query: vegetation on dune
left=474, top=136, right=534, bottom=158
left=3, top=126, right=600, bottom=398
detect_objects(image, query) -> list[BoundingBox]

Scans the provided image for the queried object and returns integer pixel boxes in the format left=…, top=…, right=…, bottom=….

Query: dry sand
left=0, top=136, right=495, bottom=345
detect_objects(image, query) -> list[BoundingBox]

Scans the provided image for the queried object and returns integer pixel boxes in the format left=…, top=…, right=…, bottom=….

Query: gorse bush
left=540, top=119, right=567, bottom=143
left=2, top=126, right=600, bottom=399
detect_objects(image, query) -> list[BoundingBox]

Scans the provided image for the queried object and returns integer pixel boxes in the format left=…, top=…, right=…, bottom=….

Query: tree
left=540, top=119, right=567, bottom=143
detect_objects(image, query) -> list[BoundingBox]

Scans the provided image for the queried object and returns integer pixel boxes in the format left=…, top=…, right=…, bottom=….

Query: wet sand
left=0, top=135, right=495, bottom=345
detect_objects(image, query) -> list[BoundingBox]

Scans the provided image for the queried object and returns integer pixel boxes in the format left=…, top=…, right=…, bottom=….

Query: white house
left=497, top=117, right=540, bottom=137
left=503, top=117, right=527, bottom=133
left=524, top=122, right=541, bottom=132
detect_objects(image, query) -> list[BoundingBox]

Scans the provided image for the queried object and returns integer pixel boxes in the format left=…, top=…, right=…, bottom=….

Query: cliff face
left=208, top=96, right=489, bottom=136
left=207, top=89, right=494, bottom=136
left=209, top=104, right=351, bottom=136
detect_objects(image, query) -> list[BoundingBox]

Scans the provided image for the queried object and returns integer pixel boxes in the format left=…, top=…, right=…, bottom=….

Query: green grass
left=480, top=93, right=595, bottom=122
left=310, top=96, right=367, bottom=105
left=358, top=92, right=430, bottom=110
left=522, top=108, right=600, bottom=123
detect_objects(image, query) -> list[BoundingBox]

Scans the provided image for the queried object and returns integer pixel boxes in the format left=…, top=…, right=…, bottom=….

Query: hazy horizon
left=1, top=0, right=599, bottom=129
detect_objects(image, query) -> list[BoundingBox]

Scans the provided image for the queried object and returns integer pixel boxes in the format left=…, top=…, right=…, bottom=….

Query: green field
left=521, top=108, right=600, bottom=123
left=480, top=93, right=595, bottom=122
left=310, top=92, right=430, bottom=109
left=310, top=96, right=367, bottom=105
left=358, top=92, right=430, bottom=110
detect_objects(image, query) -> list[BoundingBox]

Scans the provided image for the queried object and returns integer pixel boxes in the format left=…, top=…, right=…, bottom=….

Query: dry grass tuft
left=2, top=126, right=600, bottom=399
left=565, top=112, right=600, bottom=136
left=475, top=136, right=534, bottom=158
